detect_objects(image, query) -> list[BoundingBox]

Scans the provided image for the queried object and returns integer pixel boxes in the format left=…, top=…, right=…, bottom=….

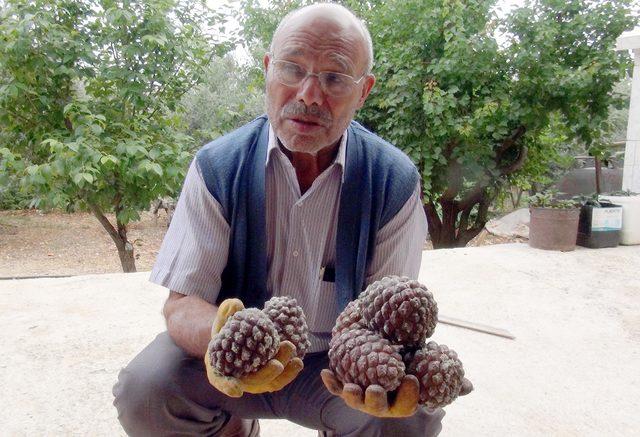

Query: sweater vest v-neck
left=196, top=116, right=419, bottom=310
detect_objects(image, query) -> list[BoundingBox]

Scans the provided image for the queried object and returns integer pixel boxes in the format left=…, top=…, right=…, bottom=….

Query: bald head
left=270, top=3, right=373, bottom=74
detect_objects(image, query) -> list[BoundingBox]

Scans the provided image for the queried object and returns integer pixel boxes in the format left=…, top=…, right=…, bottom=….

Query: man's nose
left=296, top=74, right=325, bottom=107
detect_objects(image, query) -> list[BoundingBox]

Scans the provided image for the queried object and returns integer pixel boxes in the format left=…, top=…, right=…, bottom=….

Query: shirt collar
left=266, top=124, right=347, bottom=181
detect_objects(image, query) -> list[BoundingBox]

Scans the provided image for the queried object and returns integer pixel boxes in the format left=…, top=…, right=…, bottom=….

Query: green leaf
left=150, top=163, right=163, bottom=176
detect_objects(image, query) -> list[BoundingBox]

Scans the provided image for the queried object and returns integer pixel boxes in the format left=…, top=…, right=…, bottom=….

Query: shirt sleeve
left=364, top=182, right=428, bottom=286
left=149, top=159, right=230, bottom=303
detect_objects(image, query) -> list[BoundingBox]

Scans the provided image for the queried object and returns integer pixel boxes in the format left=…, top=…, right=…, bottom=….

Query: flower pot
left=598, top=195, right=640, bottom=245
left=576, top=202, right=622, bottom=248
left=529, top=207, right=580, bottom=251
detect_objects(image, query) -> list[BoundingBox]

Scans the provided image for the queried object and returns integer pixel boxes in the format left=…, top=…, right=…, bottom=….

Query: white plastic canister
left=599, top=195, right=640, bottom=245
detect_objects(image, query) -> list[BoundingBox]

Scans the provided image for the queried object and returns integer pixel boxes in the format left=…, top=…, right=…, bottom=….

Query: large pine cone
left=263, top=296, right=311, bottom=358
left=208, top=308, right=280, bottom=378
left=328, top=328, right=405, bottom=392
left=331, top=299, right=366, bottom=337
left=408, top=341, right=466, bottom=409
left=360, top=276, right=438, bottom=346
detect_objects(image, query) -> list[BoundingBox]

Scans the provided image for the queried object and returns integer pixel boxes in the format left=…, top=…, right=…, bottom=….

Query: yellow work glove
left=321, top=369, right=474, bottom=418
left=320, top=369, right=421, bottom=417
left=204, top=298, right=304, bottom=398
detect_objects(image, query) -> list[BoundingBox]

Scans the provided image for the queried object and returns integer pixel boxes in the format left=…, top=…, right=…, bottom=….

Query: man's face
left=264, top=12, right=375, bottom=155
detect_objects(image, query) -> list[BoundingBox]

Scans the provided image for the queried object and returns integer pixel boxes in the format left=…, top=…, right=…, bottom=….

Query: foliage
left=0, top=0, right=230, bottom=271
left=352, top=0, right=637, bottom=247
left=233, top=0, right=636, bottom=247
left=0, top=147, right=32, bottom=209
left=180, top=55, right=265, bottom=146
left=572, top=192, right=623, bottom=208
left=528, top=190, right=578, bottom=209
left=605, top=189, right=640, bottom=196
left=235, top=0, right=310, bottom=70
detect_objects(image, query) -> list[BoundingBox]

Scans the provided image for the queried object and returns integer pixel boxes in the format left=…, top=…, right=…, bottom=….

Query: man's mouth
left=287, top=117, right=327, bottom=131
left=289, top=117, right=322, bottom=126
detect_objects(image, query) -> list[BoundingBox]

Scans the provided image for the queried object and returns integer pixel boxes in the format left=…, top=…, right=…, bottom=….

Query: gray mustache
left=282, top=103, right=332, bottom=123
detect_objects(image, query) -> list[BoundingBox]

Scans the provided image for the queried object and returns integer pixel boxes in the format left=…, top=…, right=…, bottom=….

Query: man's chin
left=280, top=140, right=326, bottom=156
left=278, top=133, right=328, bottom=154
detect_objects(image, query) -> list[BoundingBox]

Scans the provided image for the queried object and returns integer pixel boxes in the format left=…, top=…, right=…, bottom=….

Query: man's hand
left=321, top=369, right=474, bottom=417
left=204, top=298, right=304, bottom=397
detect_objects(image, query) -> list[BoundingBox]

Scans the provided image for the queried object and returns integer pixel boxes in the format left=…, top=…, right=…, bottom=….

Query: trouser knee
left=360, top=408, right=444, bottom=437
left=112, top=332, right=228, bottom=436
left=113, top=356, right=176, bottom=435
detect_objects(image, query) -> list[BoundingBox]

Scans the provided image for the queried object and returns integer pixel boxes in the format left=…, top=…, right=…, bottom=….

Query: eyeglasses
left=269, top=59, right=366, bottom=97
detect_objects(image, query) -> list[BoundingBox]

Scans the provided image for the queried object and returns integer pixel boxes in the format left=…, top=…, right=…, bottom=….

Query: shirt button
left=293, top=250, right=299, bottom=257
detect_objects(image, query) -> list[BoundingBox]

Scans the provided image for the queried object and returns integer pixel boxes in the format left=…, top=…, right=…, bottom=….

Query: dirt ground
left=0, top=209, right=523, bottom=278
left=0, top=209, right=171, bottom=278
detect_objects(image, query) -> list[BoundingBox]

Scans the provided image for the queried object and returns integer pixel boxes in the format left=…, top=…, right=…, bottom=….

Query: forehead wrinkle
left=275, top=35, right=359, bottom=73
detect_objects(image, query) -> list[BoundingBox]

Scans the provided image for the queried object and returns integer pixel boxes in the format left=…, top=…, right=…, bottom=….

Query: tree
left=0, top=0, right=230, bottom=271
left=357, top=0, right=637, bottom=247
left=180, top=55, right=265, bottom=147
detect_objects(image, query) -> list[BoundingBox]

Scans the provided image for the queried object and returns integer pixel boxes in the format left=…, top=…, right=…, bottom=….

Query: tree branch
left=458, top=205, right=472, bottom=236
left=441, top=159, right=462, bottom=201
left=88, top=203, right=121, bottom=247
left=457, top=193, right=491, bottom=247
left=64, top=117, right=74, bottom=132
left=424, top=201, right=442, bottom=242
left=499, top=145, right=528, bottom=176
left=458, top=183, right=486, bottom=212
left=475, top=195, right=491, bottom=229
left=497, top=125, right=526, bottom=156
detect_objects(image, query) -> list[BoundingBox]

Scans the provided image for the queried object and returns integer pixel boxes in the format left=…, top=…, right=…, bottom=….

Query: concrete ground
left=0, top=243, right=638, bottom=436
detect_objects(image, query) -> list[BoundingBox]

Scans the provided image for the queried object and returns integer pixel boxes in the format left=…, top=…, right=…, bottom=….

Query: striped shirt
left=150, top=125, right=428, bottom=352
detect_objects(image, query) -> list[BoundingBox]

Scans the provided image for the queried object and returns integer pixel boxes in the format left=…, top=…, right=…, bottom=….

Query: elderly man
left=113, top=3, right=445, bottom=436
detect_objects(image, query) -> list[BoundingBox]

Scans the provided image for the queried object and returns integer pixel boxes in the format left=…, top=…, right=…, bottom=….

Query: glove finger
left=265, top=358, right=304, bottom=392
left=273, top=340, right=296, bottom=365
left=211, top=298, right=245, bottom=336
left=342, top=383, right=365, bottom=410
left=240, top=359, right=284, bottom=385
left=320, top=369, right=344, bottom=396
left=389, top=375, right=419, bottom=417
left=207, top=371, right=244, bottom=398
left=460, top=377, right=474, bottom=396
left=364, top=385, right=389, bottom=415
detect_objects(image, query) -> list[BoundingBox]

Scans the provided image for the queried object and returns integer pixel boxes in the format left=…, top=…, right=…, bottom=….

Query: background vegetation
left=1, top=0, right=637, bottom=270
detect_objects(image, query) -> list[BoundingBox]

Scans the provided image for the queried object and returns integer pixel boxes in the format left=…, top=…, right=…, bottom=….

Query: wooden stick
left=438, top=314, right=516, bottom=340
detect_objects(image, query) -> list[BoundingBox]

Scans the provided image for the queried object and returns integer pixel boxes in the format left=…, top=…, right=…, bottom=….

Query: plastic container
left=598, top=195, right=640, bottom=245
left=576, top=202, right=622, bottom=248
left=529, top=207, right=580, bottom=251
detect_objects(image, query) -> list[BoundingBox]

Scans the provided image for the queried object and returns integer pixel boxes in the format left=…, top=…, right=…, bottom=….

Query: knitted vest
left=196, top=116, right=419, bottom=310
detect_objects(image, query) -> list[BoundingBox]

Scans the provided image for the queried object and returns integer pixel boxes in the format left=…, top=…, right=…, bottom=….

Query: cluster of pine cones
left=329, top=275, right=467, bottom=409
left=208, top=296, right=311, bottom=378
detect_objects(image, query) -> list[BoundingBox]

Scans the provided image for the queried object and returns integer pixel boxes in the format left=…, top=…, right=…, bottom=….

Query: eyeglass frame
left=266, top=55, right=368, bottom=97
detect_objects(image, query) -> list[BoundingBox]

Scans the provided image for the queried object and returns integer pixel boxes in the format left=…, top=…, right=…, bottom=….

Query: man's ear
left=356, top=74, right=376, bottom=109
left=263, top=53, right=271, bottom=75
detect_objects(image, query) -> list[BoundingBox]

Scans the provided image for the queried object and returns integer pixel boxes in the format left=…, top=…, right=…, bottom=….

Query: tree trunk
left=425, top=190, right=492, bottom=249
left=117, top=241, right=137, bottom=273
left=88, top=203, right=137, bottom=273
left=424, top=127, right=528, bottom=249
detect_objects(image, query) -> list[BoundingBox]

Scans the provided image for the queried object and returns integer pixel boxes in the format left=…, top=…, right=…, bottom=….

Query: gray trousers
left=113, top=332, right=444, bottom=436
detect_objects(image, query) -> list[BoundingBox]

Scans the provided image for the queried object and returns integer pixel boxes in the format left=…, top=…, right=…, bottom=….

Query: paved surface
left=1, top=243, right=638, bottom=436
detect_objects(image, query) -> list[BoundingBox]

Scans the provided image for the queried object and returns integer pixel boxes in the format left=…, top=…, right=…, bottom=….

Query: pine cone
left=328, top=328, right=405, bottom=392
left=407, top=341, right=466, bottom=409
left=360, top=276, right=438, bottom=346
left=263, top=296, right=311, bottom=358
left=331, top=299, right=366, bottom=337
left=208, top=308, right=280, bottom=378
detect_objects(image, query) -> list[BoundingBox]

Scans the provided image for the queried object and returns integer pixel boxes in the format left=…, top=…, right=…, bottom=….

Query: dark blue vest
left=196, top=115, right=419, bottom=310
